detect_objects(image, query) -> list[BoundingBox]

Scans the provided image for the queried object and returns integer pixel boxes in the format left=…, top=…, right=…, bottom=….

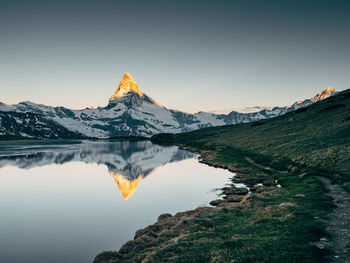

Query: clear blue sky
left=1, top=0, right=349, bottom=113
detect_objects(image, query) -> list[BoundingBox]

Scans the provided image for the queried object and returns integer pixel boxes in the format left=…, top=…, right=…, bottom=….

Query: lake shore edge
left=94, top=144, right=333, bottom=263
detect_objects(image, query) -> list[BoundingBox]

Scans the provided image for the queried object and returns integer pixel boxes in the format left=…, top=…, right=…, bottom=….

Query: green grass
left=148, top=171, right=331, bottom=262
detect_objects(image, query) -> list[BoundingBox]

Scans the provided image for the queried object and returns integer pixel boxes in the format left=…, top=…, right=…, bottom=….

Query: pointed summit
left=310, top=86, right=337, bottom=102
left=109, top=73, right=144, bottom=101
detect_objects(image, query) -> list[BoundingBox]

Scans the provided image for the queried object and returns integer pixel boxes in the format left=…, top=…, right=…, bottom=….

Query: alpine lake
left=0, top=140, right=235, bottom=263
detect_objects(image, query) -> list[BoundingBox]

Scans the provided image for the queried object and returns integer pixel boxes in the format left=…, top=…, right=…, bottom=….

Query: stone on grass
left=223, top=187, right=249, bottom=196
left=279, top=202, right=296, bottom=208
left=210, top=199, right=226, bottom=206
left=226, top=195, right=244, bottom=203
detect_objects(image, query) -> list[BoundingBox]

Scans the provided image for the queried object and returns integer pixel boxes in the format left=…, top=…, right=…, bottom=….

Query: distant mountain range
left=209, top=106, right=274, bottom=114
left=0, top=73, right=337, bottom=139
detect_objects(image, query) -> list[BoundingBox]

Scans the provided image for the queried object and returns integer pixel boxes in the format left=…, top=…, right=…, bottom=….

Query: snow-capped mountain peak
left=0, top=79, right=339, bottom=139
left=310, top=86, right=337, bottom=102
left=109, top=72, right=144, bottom=101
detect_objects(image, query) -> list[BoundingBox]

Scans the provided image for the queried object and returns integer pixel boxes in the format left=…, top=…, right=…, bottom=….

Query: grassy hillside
left=155, top=89, right=350, bottom=191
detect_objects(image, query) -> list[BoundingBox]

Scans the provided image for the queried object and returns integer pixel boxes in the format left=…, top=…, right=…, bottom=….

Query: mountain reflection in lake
left=0, top=140, right=232, bottom=263
left=0, top=140, right=195, bottom=200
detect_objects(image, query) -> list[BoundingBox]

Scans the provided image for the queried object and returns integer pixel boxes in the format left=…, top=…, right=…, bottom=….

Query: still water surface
left=0, top=140, right=232, bottom=263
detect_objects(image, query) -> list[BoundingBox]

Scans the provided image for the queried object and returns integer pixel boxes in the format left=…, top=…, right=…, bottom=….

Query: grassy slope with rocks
left=95, top=89, right=349, bottom=263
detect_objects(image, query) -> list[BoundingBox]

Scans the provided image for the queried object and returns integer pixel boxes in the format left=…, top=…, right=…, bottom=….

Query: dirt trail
left=244, top=156, right=288, bottom=174
left=316, top=176, right=350, bottom=263
left=244, top=156, right=350, bottom=262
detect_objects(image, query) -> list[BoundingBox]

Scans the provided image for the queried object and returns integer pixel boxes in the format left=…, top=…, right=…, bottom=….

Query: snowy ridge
left=0, top=73, right=337, bottom=139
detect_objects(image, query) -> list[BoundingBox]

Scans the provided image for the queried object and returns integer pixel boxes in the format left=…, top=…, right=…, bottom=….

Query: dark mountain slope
left=0, top=111, right=86, bottom=139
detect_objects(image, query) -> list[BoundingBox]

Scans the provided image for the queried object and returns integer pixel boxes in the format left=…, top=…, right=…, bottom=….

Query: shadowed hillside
left=155, top=88, right=350, bottom=191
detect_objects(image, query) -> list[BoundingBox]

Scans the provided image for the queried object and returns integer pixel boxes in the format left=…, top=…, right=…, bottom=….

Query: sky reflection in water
left=0, top=140, right=232, bottom=263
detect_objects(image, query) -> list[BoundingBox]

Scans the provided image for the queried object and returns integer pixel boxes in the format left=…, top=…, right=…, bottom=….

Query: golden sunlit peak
left=122, top=72, right=134, bottom=81
left=109, top=72, right=144, bottom=100
left=109, top=172, right=143, bottom=200
left=310, top=86, right=337, bottom=102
